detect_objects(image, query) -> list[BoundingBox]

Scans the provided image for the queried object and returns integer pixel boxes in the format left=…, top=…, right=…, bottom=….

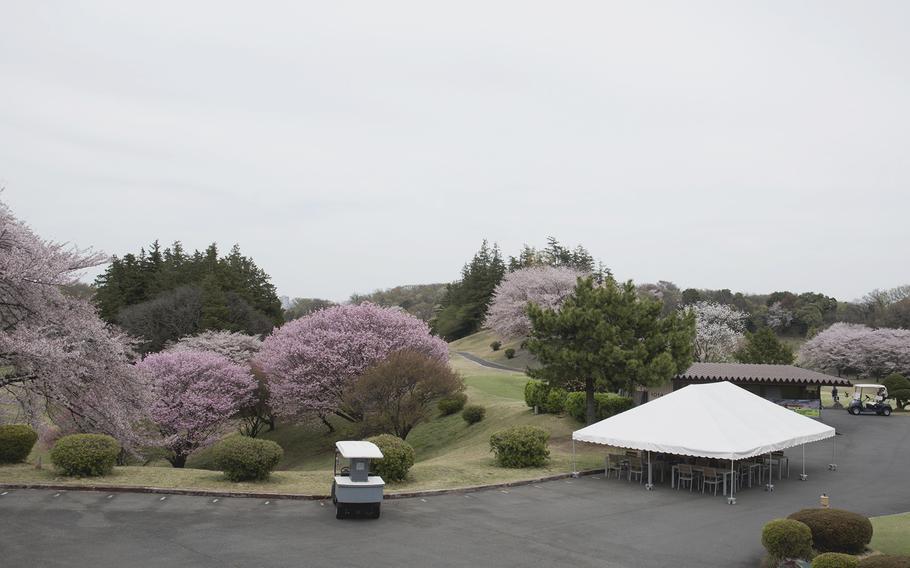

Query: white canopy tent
left=571, top=381, right=836, bottom=502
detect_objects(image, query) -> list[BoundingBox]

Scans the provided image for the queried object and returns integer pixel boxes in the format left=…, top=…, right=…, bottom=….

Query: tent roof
left=573, top=381, right=835, bottom=460
left=676, top=362, right=851, bottom=386
left=335, top=441, right=383, bottom=459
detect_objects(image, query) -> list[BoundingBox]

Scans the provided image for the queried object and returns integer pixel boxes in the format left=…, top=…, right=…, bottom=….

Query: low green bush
left=762, top=519, right=814, bottom=563
left=50, top=434, right=120, bottom=477
left=857, top=556, right=910, bottom=568
left=789, top=509, right=873, bottom=554
left=490, top=341, right=502, bottom=351
left=462, top=405, right=486, bottom=425
left=524, top=379, right=547, bottom=409
left=565, top=392, right=635, bottom=422
left=0, top=424, right=38, bottom=463
left=543, top=387, right=568, bottom=414
left=504, top=348, right=516, bottom=359
left=812, top=553, right=859, bottom=568
left=490, top=425, right=549, bottom=468
left=212, top=436, right=283, bottom=481
left=438, top=392, right=468, bottom=416
left=367, top=434, right=415, bottom=482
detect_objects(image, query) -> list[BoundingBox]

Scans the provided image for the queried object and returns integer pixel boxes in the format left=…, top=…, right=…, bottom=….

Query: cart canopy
left=335, top=441, right=384, bottom=459
left=572, top=381, right=835, bottom=460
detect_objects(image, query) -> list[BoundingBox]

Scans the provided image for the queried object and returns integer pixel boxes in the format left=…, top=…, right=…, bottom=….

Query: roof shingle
left=676, top=362, right=851, bottom=386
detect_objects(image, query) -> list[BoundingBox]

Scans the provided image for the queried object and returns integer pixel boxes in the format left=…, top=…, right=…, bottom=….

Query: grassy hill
left=448, top=329, right=537, bottom=371
left=2, top=352, right=603, bottom=495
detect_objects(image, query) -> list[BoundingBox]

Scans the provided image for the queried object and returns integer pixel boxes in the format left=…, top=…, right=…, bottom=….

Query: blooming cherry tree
left=0, top=197, right=148, bottom=447
left=255, top=303, right=448, bottom=427
left=168, top=330, right=262, bottom=364
left=168, top=330, right=274, bottom=437
left=485, top=266, right=585, bottom=339
left=685, top=301, right=747, bottom=362
left=139, top=350, right=256, bottom=467
left=799, top=323, right=910, bottom=378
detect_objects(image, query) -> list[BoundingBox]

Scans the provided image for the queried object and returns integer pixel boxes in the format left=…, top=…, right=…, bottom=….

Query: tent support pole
left=828, top=434, right=837, bottom=471
left=571, top=438, right=579, bottom=478
left=646, top=451, right=653, bottom=490
left=727, top=459, right=736, bottom=505
left=799, top=445, right=807, bottom=481
left=765, top=452, right=774, bottom=492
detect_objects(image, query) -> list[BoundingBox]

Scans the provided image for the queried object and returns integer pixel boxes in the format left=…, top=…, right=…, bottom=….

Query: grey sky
left=2, top=1, right=908, bottom=302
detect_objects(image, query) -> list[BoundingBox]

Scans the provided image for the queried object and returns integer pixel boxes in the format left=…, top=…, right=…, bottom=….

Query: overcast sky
left=2, top=1, right=908, bottom=302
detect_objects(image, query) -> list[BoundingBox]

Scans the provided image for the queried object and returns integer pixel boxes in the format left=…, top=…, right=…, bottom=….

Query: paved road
left=455, top=351, right=524, bottom=372
left=2, top=413, right=908, bottom=568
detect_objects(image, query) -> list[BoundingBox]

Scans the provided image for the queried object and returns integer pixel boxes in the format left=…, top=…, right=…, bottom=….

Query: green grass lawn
left=0, top=353, right=605, bottom=495
left=870, top=512, right=910, bottom=556
left=448, top=329, right=537, bottom=371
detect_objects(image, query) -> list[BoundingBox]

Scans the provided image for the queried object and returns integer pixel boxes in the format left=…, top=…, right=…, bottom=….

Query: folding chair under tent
left=571, top=381, right=836, bottom=504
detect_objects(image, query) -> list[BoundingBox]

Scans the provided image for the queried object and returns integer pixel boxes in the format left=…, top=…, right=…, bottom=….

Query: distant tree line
left=94, top=241, right=282, bottom=352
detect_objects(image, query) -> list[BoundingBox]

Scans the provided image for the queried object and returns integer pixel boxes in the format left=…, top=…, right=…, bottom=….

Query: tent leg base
left=765, top=484, right=774, bottom=492
left=827, top=464, right=837, bottom=471
left=571, top=471, right=580, bottom=479
left=727, top=497, right=736, bottom=505
left=799, top=474, right=808, bottom=481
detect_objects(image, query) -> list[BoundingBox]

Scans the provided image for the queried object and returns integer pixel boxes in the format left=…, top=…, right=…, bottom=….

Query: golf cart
left=331, top=441, right=384, bottom=519
left=847, top=384, right=892, bottom=416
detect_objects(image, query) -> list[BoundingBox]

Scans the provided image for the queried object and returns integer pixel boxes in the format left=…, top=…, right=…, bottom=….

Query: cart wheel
left=882, top=407, right=892, bottom=416
left=335, top=505, right=346, bottom=519
left=849, top=406, right=860, bottom=415
left=372, top=504, right=381, bottom=519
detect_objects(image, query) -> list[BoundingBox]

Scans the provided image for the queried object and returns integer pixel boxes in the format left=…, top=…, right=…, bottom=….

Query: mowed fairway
left=0, top=353, right=605, bottom=495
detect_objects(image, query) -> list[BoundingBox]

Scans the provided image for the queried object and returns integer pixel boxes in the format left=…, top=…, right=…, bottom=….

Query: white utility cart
left=331, top=441, right=384, bottom=519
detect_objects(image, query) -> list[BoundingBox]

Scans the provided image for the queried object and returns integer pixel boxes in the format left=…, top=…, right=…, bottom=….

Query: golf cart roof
left=335, top=441, right=383, bottom=459
left=855, top=384, right=886, bottom=389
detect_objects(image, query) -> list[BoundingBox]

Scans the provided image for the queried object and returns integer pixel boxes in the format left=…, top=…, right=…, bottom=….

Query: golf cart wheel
left=882, top=407, right=892, bottom=416
left=849, top=406, right=861, bottom=415
left=372, top=503, right=381, bottom=519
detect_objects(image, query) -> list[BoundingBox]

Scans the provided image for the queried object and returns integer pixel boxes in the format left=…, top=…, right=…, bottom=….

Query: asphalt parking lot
left=2, top=412, right=908, bottom=568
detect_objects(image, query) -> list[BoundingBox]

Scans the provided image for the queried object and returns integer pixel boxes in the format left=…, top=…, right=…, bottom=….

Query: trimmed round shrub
left=462, top=405, right=486, bottom=425
left=789, top=509, right=873, bottom=554
left=565, top=392, right=635, bottom=422
left=543, top=387, right=568, bottom=414
left=812, top=553, right=859, bottom=568
left=438, top=392, right=468, bottom=416
left=762, top=519, right=814, bottom=562
left=858, top=557, right=910, bottom=568
left=504, top=348, right=516, bottom=359
left=0, top=424, right=38, bottom=463
left=490, top=425, right=550, bottom=468
left=367, top=434, right=415, bottom=482
left=490, top=341, right=502, bottom=352
left=524, top=379, right=548, bottom=409
left=50, top=434, right=120, bottom=477
left=212, top=436, right=283, bottom=481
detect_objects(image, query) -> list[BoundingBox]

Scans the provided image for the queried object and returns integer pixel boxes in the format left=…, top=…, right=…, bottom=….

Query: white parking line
left=1, top=491, right=8, bottom=496
left=264, top=501, right=270, bottom=505
left=212, top=499, right=219, bottom=503
left=159, top=496, right=166, bottom=501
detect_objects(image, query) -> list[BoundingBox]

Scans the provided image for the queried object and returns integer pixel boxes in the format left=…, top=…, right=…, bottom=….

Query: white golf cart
left=331, top=441, right=384, bottom=519
left=847, top=384, right=892, bottom=416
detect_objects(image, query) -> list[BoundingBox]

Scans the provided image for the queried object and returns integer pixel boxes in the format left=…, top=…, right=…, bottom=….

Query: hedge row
left=524, top=380, right=633, bottom=421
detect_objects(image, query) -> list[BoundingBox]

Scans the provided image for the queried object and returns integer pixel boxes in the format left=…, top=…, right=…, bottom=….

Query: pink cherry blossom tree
left=0, top=196, right=148, bottom=448
left=139, top=350, right=256, bottom=467
left=168, top=330, right=262, bottom=364
left=485, top=266, right=585, bottom=339
left=799, top=322, right=910, bottom=378
left=684, top=301, right=747, bottom=362
left=167, top=330, right=274, bottom=437
left=255, top=303, right=448, bottom=429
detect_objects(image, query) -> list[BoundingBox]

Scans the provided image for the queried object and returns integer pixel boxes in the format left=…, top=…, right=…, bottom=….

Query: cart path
left=454, top=351, right=525, bottom=372
left=2, top=413, right=908, bottom=568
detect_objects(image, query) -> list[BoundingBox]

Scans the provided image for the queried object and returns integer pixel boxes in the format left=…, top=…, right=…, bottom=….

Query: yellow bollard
left=820, top=494, right=829, bottom=508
